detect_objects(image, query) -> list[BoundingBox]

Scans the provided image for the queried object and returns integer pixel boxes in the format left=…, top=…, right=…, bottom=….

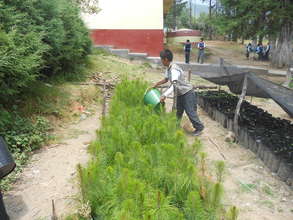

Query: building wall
left=83, top=0, right=164, bottom=56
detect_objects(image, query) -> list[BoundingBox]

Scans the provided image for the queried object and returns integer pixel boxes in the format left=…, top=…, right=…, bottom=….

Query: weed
left=289, top=79, right=293, bottom=88
left=262, top=184, right=274, bottom=197
left=91, top=47, right=112, bottom=56
left=141, top=62, right=152, bottom=69
left=0, top=110, right=51, bottom=190
left=239, top=181, right=257, bottom=193
left=259, top=200, right=274, bottom=209
left=19, top=82, right=70, bottom=117
left=225, top=206, right=239, bottom=220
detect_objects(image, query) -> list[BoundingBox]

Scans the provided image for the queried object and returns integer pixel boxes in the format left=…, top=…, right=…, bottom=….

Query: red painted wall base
left=90, top=29, right=163, bottom=57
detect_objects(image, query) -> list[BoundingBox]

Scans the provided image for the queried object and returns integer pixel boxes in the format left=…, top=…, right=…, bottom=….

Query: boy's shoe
left=191, top=129, right=204, bottom=136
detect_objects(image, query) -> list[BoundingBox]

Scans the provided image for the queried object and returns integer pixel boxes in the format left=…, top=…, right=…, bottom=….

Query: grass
left=289, top=79, right=293, bottom=88
left=259, top=200, right=274, bottom=209
left=262, top=184, right=274, bottom=197
left=239, top=181, right=257, bottom=193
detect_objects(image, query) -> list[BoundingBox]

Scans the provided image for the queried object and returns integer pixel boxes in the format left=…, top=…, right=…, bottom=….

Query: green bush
left=0, top=0, right=91, bottom=100
left=0, top=107, right=51, bottom=190
left=78, top=79, right=232, bottom=219
left=0, top=108, right=51, bottom=153
left=0, top=30, right=46, bottom=99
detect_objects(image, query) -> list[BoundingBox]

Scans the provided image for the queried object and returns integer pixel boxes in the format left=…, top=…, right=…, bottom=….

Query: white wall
left=82, top=0, right=163, bottom=30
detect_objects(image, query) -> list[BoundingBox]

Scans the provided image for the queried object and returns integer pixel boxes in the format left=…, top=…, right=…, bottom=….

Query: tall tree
left=165, top=0, right=187, bottom=30
left=201, top=0, right=217, bottom=39
left=73, top=0, right=100, bottom=14
left=214, top=0, right=293, bottom=67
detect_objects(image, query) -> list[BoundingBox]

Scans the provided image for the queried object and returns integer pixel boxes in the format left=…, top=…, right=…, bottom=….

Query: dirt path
left=183, top=109, right=293, bottom=220
left=4, top=106, right=101, bottom=220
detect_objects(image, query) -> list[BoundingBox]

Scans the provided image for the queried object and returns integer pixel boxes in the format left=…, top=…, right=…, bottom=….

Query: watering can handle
left=144, top=87, right=152, bottom=95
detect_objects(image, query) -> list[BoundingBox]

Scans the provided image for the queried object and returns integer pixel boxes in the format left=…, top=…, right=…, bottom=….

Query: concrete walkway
left=176, top=61, right=287, bottom=77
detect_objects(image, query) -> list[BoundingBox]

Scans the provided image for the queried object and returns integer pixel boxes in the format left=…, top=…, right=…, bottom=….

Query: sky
left=188, top=0, right=208, bottom=5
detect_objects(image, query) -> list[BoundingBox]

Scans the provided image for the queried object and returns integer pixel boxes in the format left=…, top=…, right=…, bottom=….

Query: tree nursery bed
left=198, top=91, right=293, bottom=189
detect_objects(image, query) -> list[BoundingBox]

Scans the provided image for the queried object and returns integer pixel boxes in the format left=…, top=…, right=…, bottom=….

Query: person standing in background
left=184, top=39, right=192, bottom=64
left=256, top=43, right=264, bottom=60
left=246, top=43, right=253, bottom=60
left=197, top=38, right=206, bottom=64
left=263, top=43, right=271, bottom=61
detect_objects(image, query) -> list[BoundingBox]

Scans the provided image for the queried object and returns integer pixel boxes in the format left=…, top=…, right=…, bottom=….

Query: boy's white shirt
left=162, top=63, right=180, bottom=97
left=197, top=42, right=206, bottom=48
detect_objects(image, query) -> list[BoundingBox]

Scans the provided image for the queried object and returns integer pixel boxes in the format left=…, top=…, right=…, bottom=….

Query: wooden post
left=285, top=65, right=293, bottom=87
left=218, top=58, right=224, bottom=92
left=51, top=200, right=57, bottom=220
left=102, top=80, right=107, bottom=117
left=188, top=69, right=192, bottom=82
left=233, top=75, right=248, bottom=131
left=219, top=57, right=224, bottom=73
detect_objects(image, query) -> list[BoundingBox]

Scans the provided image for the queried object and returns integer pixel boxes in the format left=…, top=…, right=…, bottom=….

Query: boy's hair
left=200, top=38, right=204, bottom=41
left=160, top=49, right=173, bottom=61
left=187, top=39, right=190, bottom=42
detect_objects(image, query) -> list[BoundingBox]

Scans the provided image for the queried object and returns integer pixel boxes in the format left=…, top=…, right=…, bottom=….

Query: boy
left=153, top=49, right=204, bottom=136
left=197, top=38, right=206, bottom=64
left=184, top=39, right=192, bottom=64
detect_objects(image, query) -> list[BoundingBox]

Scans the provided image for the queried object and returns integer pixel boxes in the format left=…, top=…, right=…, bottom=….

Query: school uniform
left=162, top=63, right=204, bottom=132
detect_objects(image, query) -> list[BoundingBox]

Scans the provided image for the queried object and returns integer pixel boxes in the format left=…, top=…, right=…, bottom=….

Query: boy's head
left=187, top=39, right=190, bottom=42
left=160, top=49, right=173, bottom=67
left=200, top=38, right=204, bottom=41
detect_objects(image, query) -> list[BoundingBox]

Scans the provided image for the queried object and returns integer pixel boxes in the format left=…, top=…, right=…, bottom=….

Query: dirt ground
left=4, top=106, right=101, bottom=220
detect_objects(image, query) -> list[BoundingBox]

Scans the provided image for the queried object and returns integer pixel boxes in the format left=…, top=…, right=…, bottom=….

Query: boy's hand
left=160, top=95, right=166, bottom=103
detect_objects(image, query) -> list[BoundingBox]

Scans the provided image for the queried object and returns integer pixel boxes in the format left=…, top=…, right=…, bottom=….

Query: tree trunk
left=173, top=0, right=177, bottom=30
left=271, top=23, right=293, bottom=68
left=209, top=0, right=212, bottom=19
left=189, top=0, right=192, bottom=28
left=258, top=35, right=263, bottom=44
left=232, top=30, right=238, bottom=42
left=252, top=38, right=257, bottom=47
left=208, top=0, right=212, bottom=40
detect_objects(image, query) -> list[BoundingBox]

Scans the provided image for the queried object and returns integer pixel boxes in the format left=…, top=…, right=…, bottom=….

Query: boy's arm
left=160, top=69, right=180, bottom=102
left=153, top=78, right=168, bottom=88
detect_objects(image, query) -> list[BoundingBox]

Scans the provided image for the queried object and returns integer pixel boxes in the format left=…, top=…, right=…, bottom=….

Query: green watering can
left=143, top=88, right=164, bottom=112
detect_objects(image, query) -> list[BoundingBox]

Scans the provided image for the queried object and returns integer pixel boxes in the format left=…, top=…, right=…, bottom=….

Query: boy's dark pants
left=0, top=192, right=9, bottom=220
left=176, top=90, right=204, bottom=131
left=185, top=51, right=190, bottom=64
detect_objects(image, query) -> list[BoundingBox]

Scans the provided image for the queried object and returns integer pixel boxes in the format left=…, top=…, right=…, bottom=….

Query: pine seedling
left=225, top=206, right=239, bottom=220
left=192, top=139, right=203, bottom=156
left=215, top=161, right=225, bottom=183
left=199, top=152, right=207, bottom=177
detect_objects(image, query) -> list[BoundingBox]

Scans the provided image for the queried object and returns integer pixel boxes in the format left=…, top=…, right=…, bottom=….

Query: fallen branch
left=208, top=137, right=227, bottom=160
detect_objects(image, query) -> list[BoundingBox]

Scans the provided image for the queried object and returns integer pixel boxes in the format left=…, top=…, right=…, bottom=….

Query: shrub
left=0, top=107, right=51, bottom=190
left=0, top=0, right=91, bottom=100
